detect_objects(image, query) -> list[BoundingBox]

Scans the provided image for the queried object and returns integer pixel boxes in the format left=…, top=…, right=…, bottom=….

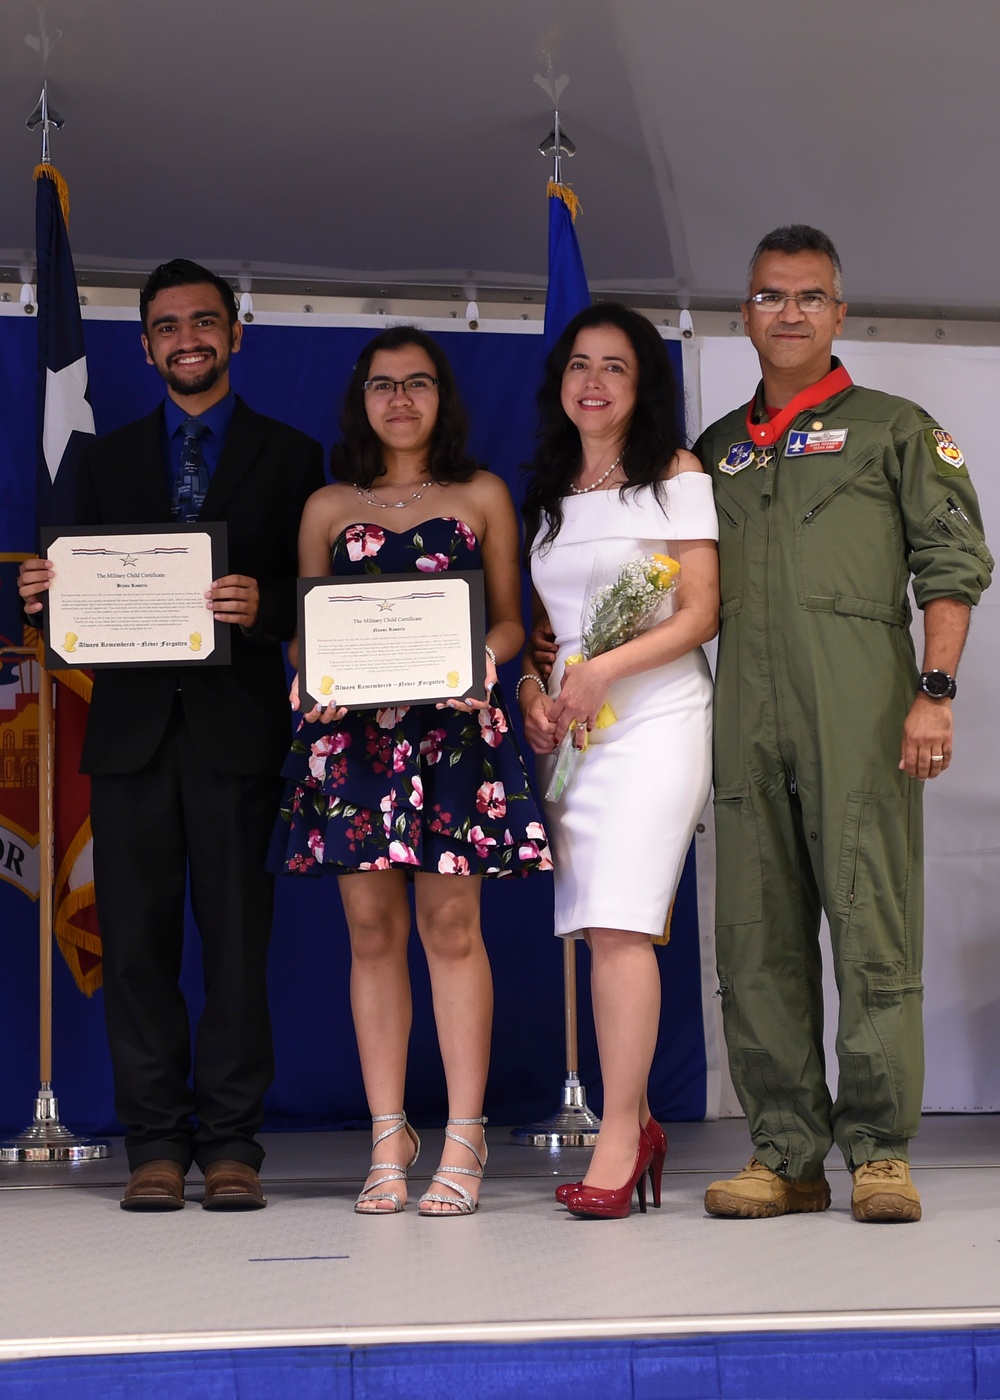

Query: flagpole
left=511, top=94, right=600, bottom=1148
left=0, top=87, right=107, bottom=1164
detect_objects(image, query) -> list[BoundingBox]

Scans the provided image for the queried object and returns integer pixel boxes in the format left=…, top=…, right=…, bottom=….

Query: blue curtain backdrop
left=0, top=312, right=706, bottom=1133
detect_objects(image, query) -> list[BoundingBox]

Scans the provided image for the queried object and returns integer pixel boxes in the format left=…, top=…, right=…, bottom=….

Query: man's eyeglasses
left=362, top=375, right=440, bottom=396
left=747, top=292, right=842, bottom=315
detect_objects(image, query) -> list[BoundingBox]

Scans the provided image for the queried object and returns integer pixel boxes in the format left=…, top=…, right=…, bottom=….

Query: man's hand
left=17, top=557, right=53, bottom=615
left=899, top=694, right=953, bottom=780
left=522, top=690, right=558, bottom=754
left=207, top=574, right=260, bottom=628
left=529, top=618, right=558, bottom=683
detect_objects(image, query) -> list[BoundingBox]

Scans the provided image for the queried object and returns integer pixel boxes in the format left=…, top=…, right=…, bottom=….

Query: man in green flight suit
left=696, top=225, right=992, bottom=1223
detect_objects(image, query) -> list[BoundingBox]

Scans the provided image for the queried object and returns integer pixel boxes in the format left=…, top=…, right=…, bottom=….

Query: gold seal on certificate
left=298, top=570, right=486, bottom=711
left=40, top=524, right=230, bottom=669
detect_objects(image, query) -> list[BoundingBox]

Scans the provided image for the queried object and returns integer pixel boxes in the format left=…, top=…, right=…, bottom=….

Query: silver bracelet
left=515, top=672, right=546, bottom=702
left=484, top=643, right=497, bottom=666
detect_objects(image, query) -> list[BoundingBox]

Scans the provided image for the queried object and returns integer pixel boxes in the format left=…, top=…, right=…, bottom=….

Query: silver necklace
left=569, top=451, right=624, bottom=495
left=357, top=479, right=435, bottom=510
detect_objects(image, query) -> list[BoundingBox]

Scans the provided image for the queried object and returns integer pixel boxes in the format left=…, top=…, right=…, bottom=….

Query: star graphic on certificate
left=121, top=553, right=139, bottom=566
left=378, top=599, right=395, bottom=611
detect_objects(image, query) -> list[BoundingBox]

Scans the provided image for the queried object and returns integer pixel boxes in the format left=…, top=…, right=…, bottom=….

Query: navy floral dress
left=272, top=517, right=551, bottom=877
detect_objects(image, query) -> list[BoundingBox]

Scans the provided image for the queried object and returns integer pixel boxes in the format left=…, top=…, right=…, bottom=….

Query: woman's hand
left=17, top=557, right=53, bottom=615
left=522, top=690, right=558, bottom=754
left=435, top=649, right=498, bottom=713
left=290, top=672, right=347, bottom=724
left=549, top=655, right=613, bottom=749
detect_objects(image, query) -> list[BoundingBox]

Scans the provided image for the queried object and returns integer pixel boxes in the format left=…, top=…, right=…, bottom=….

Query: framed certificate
left=297, top=570, right=486, bottom=711
left=40, top=524, right=231, bottom=669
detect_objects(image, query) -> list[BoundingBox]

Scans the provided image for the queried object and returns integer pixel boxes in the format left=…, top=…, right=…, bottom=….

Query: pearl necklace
left=357, top=479, right=435, bottom=510
left=569, top=451, right=624, bottom=495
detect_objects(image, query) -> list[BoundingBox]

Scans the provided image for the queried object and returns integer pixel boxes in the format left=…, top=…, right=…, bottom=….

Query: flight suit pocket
left=835, top=791, right=911, bottom=964
left=716, top=501, right=744, bottom=617
left=713, top=787, right=762, bottom=925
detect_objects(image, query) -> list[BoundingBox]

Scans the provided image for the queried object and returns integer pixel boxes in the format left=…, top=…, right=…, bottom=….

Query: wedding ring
left=931, top=754, right=945, bottom=760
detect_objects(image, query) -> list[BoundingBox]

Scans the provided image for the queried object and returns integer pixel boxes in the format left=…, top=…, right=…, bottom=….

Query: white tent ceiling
left=1, top=0, right=998, bottom=317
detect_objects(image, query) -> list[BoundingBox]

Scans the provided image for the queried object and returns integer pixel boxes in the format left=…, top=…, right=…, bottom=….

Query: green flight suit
left=695, top=366, right=993, bottom=1177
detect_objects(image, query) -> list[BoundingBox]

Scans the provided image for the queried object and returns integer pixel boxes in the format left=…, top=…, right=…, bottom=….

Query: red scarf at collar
left=744, top=363, right=853, bottom=447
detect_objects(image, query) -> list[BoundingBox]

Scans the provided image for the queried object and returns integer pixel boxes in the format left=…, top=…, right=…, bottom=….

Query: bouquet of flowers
left=545, top=552, right=680, bottom=802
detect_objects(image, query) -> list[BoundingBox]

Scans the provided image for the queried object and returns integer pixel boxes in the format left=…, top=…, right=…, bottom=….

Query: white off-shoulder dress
left=531, top=473, right=718, bottom=938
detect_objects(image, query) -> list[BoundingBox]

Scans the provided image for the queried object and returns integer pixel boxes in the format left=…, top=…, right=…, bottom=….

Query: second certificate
left=298, top=570, right=486, bottom=712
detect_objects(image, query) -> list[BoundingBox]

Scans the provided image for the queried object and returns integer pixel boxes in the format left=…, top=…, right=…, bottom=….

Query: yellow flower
left=647, top=553, right=680, bottom=590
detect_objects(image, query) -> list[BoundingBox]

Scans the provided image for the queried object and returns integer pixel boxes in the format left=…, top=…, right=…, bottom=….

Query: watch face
left=921, top=671, right=954, bottom=698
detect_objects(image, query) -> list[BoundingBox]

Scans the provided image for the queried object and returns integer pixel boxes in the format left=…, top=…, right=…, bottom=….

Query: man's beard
left=162, top=349, right=228, bottom=397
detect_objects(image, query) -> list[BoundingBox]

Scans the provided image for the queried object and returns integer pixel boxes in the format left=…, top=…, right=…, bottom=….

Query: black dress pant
left=89, top=701, right=281, bottom=1171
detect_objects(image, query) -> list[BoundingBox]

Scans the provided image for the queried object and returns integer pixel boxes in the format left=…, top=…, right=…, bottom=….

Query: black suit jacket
left=75, top=397, right=324, bottom=777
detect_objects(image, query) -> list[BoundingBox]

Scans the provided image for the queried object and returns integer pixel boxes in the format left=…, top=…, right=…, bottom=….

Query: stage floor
left=2, top=1116, right=999, bottom=1362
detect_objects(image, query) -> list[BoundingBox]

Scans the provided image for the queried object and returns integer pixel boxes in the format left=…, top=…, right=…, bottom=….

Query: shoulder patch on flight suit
left=719, top=441, right=754, bottom=475
left=924, top=427, right=968, bottom=477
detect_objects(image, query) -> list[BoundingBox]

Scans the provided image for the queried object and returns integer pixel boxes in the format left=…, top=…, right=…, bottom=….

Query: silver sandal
left=354, top=1112, right=421, bottom=1214
left=418, top=1116, right=488, bottom=1217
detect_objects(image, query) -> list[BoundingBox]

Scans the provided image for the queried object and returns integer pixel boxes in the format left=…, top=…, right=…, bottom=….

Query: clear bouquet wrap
left=544, top=552, right=680, bottom=802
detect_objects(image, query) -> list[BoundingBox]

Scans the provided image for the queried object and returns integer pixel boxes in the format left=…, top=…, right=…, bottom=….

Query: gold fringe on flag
left=33, top=162, right=70, bottom=229
left=547, top=180, right=581, bottom=222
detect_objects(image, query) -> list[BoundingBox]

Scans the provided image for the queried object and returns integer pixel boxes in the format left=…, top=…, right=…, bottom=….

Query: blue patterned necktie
left=173, top=419, right=210, bottom=522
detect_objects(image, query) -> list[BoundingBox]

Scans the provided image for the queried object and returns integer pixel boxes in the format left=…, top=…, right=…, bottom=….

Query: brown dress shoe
left=202, top=1159, right=267, bottom=1211
left=121, top=1159, right=186, bottom=1212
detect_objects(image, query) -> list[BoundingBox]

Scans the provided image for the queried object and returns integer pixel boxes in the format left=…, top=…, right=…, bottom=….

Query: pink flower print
left=503, top=828, right=513, bottom=846
left=446, top=518, right=477, bottom=551
left=345, top=523, right=385, bottom=561
left=308, top=734, right=333, bottom=780
left=475, top=780, right=507, bottom=819
left=438, top=852, right=471, bottom=875
left=415, top=552, right=450, bottom=573
left=467, top=824, right=496, bottom=858
left=478, top=706, right=508, bottom=748
left=526, top=821, right=546, bottom=842
left=419, top=727, right=447, bottom=766
left=287, top=853, right=314, bottom=872
left=359, top=856, right=391, bottom=871
left=376, top=706, right=410, bottom=729
left=518, top=841, right=554, bottom=871
left=409, top=775, right=424, bottom=810
left=380, top=790, right=396, bottom=834
left=392, top=739, right=413, bottom=773
left=388, top=840, right=419, bottom=866
left=307, top=829, right=325, bottom=863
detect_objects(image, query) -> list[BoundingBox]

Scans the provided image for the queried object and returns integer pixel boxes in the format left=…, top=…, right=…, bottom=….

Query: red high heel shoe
left=564, top=1133, right=654, bottom=1220
left=555, top=1117, right=667, bottom=1206
left=645, top=1116, right=667, bottom=1209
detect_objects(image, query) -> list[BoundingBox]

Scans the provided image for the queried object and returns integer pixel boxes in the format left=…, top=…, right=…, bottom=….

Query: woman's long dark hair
left=330, top=326, right=481, bottom=486
left=523, top=303, right=683, bottom=554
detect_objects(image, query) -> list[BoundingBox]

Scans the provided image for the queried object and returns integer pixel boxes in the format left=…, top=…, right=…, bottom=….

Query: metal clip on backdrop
left=510, top=937, right=601, bottom=1147
left=0, top=652, right=108, bottom=1162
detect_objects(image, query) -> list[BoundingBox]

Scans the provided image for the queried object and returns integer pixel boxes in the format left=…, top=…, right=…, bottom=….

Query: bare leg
left=584, top=926, right=660, bottom=1189
left=338, top=871, right=417, bottom=1210
left=579, top=929, right=649, bottom=1136
left=414, top=873, right=491, bottom=1213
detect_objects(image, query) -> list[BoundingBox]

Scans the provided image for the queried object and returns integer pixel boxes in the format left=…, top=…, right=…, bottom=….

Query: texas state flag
left=35, top=165, right=95, bottom=531
left=33, top=165, right=102, bottom=995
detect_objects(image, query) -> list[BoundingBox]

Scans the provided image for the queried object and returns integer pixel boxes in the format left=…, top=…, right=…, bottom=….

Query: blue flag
left=35, top=165, right=95, bottom=534
left=543, top=181, right=590, bottom=351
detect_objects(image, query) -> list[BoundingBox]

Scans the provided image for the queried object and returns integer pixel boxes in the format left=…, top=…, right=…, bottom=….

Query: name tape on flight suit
left=785, top=429, right=849, bottom=457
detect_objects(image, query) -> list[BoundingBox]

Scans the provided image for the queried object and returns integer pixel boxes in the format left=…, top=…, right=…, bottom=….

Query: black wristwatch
left=918, top=669, right=957, bottom=700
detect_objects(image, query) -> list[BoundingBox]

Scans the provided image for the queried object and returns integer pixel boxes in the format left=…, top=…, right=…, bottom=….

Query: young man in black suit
left=20, top=260, right=324, bottom=1210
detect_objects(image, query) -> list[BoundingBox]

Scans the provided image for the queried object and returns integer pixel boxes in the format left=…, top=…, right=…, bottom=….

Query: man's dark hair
left=139, top=259, right=239, bottom=333
left=330, top=326, right=481, bottom=487
left=747, top=225, right=844, bottom=300
left=522, top=301, right=682, bottom=556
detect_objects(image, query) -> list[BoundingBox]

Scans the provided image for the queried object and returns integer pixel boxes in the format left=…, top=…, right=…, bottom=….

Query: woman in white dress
left=519, top=303, right=720, bottom=1219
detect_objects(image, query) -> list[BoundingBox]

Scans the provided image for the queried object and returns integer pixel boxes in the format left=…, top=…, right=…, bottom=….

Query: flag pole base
left=509, top=1074, right=601, bottom=1147
left=0, top=1084, right=109, bottom=1163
